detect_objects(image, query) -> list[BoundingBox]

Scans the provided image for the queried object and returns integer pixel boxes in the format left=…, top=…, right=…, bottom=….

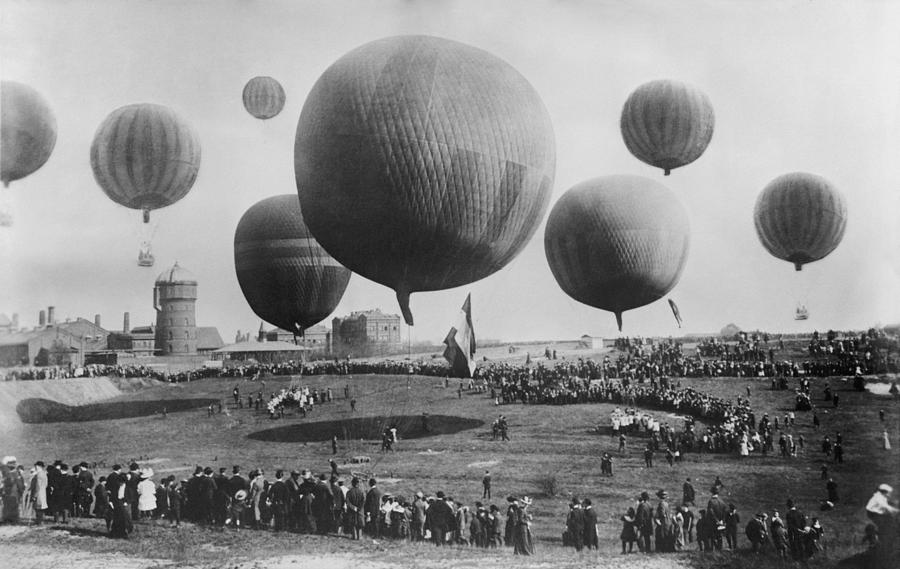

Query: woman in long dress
left=513, top=497, right=535, bottom=555
left=1, top=458, right=26, bottom=523
left=30, top=461, right=48, bottom=525
left=883, top=430, right=891, bottom=450
left=110, top=482, right=133, bottom=538
left=137, top=469, right=157, bottom=519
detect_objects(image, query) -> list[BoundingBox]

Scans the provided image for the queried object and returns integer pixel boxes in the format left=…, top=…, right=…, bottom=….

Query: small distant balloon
left=544, top=175, right=691, bottom=331
left=1, top=80, right=58, bottom=188
left=620, top=79, right=715, bottom=175
left=243, top=76, right=286, bottom=119
left=754, top=172, right=847, bottom=271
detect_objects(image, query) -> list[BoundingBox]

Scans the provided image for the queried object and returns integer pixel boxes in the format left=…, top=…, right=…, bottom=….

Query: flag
left=668, top=298, right=683, bottom=328
left=443, top=293, right=476, bottom=378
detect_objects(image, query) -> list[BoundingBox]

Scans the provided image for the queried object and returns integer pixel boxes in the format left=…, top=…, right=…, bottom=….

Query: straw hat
left=140, top=467, right=154, bottom=479
left=234, top=489, right=248, bottom=501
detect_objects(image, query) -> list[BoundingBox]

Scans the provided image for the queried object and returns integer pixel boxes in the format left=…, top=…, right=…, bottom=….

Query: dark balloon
left=90, top=103, right=201, bottom=222
left=620, top=79, right=714, bottom=175
left=544, top=175, right=690, bottom=331
left=754, top=172, right=847, bottom=271
left=234, top=194, right=351, bottom=334
left=295, top=35, right=556, bottom=325
left=1, top=81, right=57, bottom=187
left=242, top=76, right=286, bottom=119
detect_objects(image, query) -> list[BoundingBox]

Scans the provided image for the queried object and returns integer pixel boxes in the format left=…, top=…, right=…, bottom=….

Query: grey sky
left=1, top=0, right=898, bottom=344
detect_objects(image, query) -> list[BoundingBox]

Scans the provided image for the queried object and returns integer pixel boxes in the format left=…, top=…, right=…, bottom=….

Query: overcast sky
left=1, top=0, right=898, bottom=345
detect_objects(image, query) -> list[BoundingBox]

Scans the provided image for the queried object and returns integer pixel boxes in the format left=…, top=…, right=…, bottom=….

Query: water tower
left=154, top=262, right=198, bottom=355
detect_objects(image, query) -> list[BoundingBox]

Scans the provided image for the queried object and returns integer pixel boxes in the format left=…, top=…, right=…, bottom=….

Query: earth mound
left=16, top=397, right=218, bottom=423
left=247, top=414, right=484, bottom=443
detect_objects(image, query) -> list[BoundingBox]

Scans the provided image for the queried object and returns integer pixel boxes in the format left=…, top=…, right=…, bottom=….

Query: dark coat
left=364, top=486, right=383, bottom=520
left=346, top=486, right=366, bottom=528
left=426, top=499, right=456, bottom=532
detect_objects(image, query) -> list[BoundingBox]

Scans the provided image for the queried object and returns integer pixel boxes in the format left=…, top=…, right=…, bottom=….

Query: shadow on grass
left=17, top=397, right=218, bottom=423
left=247, top=414, right=484, bottom=443
left=50, top=524, right=109, bottom=538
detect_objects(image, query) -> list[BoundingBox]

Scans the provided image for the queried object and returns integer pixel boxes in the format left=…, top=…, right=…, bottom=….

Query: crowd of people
left=0, top=456, right=540, bottom=555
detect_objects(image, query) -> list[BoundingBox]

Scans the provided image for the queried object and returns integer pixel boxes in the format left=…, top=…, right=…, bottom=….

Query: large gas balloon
left=754, top=172, right=847, bottom=271
left=620, top=79, right=714, bottom=175
left=544, top=175, right=690, bottom=331
left=294, top=35, right=556, bottom=324
left=234, top=194, right=351, bottom=335
left=242, top=76, right=286, bottom=119
left=91, top=103, right=201, bottom=222
left=1, top=80, right=58, bottom=187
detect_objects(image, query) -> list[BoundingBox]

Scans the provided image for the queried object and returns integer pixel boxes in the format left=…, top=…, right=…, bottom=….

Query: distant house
left=332, top=309, right=402, bottom=357
left=0, top=327, right=85, bottom=367
left=579, top=335, right=605, bottom=350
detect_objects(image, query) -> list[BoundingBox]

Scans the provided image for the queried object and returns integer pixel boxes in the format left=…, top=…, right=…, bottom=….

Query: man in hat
left=313, top=473, right=334, bottom=534
left=427, top=491, right=455, bottom=546
left=330, top=475, right=345, bottom=535
left=785, top=499, right=807, bottom=559
left=489, top=504, right=504, bottom=547
left=364, top=478, right=384, bottom=537
left=126, top=462, right=141, bottom=520
left=482, top=470, right=492, bottom=499
left=725, top=503, right=741, bottom=549
left=52, top=463, right=75, bottom=524
left=566, top=497, right=585, bottom=551
left=213, top=467, right=229, bottom=526
left=268, top=470, right=288, bottom=531
left=636, top=491, right=654, bottom=552
left=285, top=470, right=302, bottom=531
left=654, top=490, right=673, bottom=552
left=76, top=462, right=94, bottom=518
left=198, top=467, right=218, bottom=524
left=745, top=512, right=768, bottom=552
left=706, top=486, right=727, bottom=551
left=345, top=477, right=365, bottom=540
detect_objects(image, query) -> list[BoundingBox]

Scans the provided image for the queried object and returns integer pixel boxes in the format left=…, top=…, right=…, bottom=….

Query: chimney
left=12, top=313, right=18, bottom=330
left=95, top=314, right=101, bottom=328
left=47, top=306, right=55, bottom=325
left=39, top=310, right=46, bottom=327
left=123, top=312, right=130, bottom=334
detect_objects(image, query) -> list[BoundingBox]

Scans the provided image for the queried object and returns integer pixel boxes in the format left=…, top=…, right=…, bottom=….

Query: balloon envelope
left=90, top=103, right=201, bottom=219
left=242, top=76, right=286, bottom=119
left=544, top=175, right=691, bottom=330
left=234, top=194, right=351, bottom=334
left=1, top=81, right=57, bottom=187
left=620, top=79, right=714, bottom=175
left=295, top=35, right=556, bottom=324
left=753, top=172, right=847, bottom=271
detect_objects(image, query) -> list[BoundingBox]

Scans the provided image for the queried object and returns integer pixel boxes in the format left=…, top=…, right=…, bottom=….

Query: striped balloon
left=243, top=76, right=286, bottom=119
left=90, top=104, right=201, bottom=220
left=544, top=175, right=690, bottom=331
left=234, top=194, right=351, bottom=334
left=620, top=79, right=714, bottom=175
left=295, top=35, right=555, bottom=325
left=754, top=172, right=847, bottom=271
left=1, top=81, right=58, bottom=187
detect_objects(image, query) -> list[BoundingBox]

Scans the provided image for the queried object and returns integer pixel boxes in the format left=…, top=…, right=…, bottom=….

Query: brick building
left=331, top=309, right=402, bottom=357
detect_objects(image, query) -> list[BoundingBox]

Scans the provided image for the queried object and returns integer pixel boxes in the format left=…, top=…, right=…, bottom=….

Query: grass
left=2, top=369, right=898, bottom=568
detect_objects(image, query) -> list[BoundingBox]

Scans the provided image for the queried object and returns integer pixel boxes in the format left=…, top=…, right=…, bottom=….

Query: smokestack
left=95, top=314, right=101, bottom=328
left=123, top=312, right=130, bottom=334
left=47, top=306, right=55, bottom=325
left=39, top=310, right=46, bottom=327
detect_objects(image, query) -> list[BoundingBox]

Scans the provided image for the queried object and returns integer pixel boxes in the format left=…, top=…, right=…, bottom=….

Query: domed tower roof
left=155, top=261, right=197, bottom=285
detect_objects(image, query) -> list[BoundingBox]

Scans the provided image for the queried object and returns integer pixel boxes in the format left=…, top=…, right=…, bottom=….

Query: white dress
left=884, top=431, right=891, bottom=450
left=137, top=479, right=157, bottom=512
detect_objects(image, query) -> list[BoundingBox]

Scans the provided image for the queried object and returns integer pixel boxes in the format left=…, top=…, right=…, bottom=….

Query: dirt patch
left=247, top=414, right=484, bottom=443
left=16, top=398, right=218, bottom=423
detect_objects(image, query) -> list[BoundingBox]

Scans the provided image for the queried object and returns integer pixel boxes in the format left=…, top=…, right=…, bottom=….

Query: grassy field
left=2, top=368, right=898, bottom=568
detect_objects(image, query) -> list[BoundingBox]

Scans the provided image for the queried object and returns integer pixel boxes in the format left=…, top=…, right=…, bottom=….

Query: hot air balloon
left=754, top=172, right=847, bottom=271
left=234, top=194, right=351, bottom=337
left=620, top=79, right=714, bottom=175
left=544, top=175, right=690, bottom=331
left=1, top=81, right=58, bottom=226
left=90, top=103, right=201, bottom=266
left=294, top=35, right=556, bottom=325
left=242, top=76, right=286, bottom=119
